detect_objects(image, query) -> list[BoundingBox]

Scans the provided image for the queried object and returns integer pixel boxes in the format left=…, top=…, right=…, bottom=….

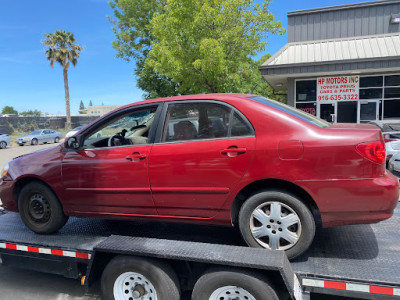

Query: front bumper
left=0, top=179, right=17, bottom=212
left=297, top=172, right=399, bottom=228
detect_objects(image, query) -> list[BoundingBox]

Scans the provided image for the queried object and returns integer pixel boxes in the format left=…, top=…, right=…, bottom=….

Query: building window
left=295, top=75, right=400, bottom=122
left=385, top=75, right=400, bottom=87
left=383, top=99, right=400, bottom=119
left=296, top=80, right=316, bottom=101
left=296, top=102, right=317, bottom=116
left=359, top=88, right=382, bottom=99
left=360, top=76, right=383, bottom=87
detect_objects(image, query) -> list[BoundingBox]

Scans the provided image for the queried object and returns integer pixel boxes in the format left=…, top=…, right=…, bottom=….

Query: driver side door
left=61, top=104, right=160, bottom=216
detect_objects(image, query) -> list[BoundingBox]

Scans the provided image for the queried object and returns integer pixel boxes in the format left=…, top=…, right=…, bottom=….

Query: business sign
left=317, top=76, right=359, bottom=101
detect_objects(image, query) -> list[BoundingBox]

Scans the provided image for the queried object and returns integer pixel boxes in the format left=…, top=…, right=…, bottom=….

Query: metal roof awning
left=260, top=33, right=400, bottom=90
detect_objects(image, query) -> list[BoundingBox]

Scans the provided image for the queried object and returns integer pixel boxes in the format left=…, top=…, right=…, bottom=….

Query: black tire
left=54, top=137, right=60, bottom=143
left=19, top=144, right=24, bottom=146
left=18, top=181, right=68, bottom=234
left=101, top=256, right=180, bottom=300
left=0, top=141, right=6, bottom=149
left=192, top=268, right=278, bottom=300
left=31, top=138, right=38, bottom=145
left=238, top=190, right=315, bottom=260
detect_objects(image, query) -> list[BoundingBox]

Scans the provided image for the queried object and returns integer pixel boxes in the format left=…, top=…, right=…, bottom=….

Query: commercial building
left=87, top=105, right=120, bottom=116
left=260, top=0, right=400, bottom=123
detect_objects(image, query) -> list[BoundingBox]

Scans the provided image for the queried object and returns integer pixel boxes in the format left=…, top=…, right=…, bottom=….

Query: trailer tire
left=18, top=181, right=68, bottom=234
left=238, top=190, right=315, bottom=260
left=192, top=268, right=279, bottom=300
left=101, top=256, right=180, bottom=300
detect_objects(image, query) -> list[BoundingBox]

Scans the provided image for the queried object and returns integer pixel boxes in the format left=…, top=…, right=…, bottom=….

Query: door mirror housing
left=66, top=137, right=80, bottom=150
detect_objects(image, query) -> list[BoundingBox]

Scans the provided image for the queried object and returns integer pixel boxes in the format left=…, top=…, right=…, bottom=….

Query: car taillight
left=356, top=141, right=386, bottom=164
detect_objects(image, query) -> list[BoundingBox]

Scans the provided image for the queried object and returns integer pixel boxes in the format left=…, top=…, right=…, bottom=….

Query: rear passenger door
left=149, top=101, right=256, bottom=218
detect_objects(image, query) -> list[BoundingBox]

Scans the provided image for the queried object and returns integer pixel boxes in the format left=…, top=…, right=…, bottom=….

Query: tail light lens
left=385, top=138, right=399, bottom=142
left=356, top=141, right=386, bottom=164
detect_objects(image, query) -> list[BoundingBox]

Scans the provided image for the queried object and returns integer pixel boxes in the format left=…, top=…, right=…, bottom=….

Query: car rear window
left=248, top=96, right=330, bottom=128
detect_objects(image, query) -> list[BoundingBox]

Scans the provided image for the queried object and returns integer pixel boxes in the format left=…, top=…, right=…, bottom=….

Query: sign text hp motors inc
left=317, top=76, right=359, bottom=101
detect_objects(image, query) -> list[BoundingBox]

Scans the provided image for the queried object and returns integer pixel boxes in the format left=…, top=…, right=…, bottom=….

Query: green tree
left=42, top=30, right=82, bottom=127
left=146, top=0, right=285, bottom=94
left=79, top=100, right=85, bottom=110
left=89, top=100, right=93, bottom=106
left=1, top=106, right=18, bottom=115
left=109, top=0, right=179, bottom=98
left=20, top=109, right=41, bottom=116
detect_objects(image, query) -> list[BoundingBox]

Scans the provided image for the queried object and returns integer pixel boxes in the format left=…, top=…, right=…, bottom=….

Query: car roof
left=105, top=94, right=256, bottom=117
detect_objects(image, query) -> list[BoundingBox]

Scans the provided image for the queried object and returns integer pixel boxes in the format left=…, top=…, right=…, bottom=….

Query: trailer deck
left=0, top=204, right=399, bottom=299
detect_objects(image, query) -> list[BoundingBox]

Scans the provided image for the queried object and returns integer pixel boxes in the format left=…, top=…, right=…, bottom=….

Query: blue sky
left=0, top=0, right=365, bottom=114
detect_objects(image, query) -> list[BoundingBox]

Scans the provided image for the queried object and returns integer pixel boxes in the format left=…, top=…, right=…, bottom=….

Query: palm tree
left=42, top=30, right=82, bottom=127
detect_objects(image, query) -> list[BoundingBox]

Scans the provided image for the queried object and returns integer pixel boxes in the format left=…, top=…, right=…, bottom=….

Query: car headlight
left=1, top=163, right=9, bottom=179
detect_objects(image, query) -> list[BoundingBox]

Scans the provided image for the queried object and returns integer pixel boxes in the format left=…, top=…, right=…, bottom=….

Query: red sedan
left=0, top=94, right=398, bottom=259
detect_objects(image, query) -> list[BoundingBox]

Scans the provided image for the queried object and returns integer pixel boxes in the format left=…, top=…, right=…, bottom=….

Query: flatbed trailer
left=0, top=205, right=399, bottom=299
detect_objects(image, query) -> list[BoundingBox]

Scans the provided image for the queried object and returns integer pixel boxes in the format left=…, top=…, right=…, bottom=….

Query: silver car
left=388, top=152, right=400, bottom=180
left=17, top=129, right=62, bottom=146
left=0, top=133, right=11, bottom=149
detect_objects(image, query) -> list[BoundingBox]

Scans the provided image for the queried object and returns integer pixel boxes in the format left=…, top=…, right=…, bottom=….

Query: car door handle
left=126, top=152, right=147, bottom=161
left=221, top=147, right=247, bottom=156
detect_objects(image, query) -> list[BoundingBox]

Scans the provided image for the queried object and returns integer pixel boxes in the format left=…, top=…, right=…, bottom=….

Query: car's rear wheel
left=54, top=137, right=60, bottom=143
left=0, top=141, right=6, bottom=149
left=238, top=190, right=315, bottom=260
left=18, top=181, right=68, bottom=233
left=31, top=138, right=38, bottom=146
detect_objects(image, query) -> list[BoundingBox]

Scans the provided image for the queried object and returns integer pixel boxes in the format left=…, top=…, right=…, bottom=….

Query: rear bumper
left=0, top=179, right=17, bottom=212
left=297, top=172, right=399, bottom=228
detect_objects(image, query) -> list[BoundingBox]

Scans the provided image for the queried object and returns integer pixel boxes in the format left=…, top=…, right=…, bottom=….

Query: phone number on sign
left=318, top=94, right=358, bottom=101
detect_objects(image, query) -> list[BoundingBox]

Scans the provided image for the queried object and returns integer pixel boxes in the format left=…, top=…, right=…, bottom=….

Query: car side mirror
left=66, top=137, right=80, bottom=150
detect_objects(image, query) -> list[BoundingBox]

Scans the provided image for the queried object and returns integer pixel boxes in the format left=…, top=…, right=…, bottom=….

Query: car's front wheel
left=54, top=137, right=60, bottom=143
left=31, top=138, right=38, bottom=146
left=18, top=181, right=68, bottom=233
left=0, top=141, right=6, bottom=149
left=238, top=190, right=315, bottom=260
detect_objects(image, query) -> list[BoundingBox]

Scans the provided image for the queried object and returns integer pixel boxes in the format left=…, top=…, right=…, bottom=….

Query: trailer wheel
left=101, top=256, right=180, bottom=300
left=192, top=268, right=278, bottom=300
left=18, top=181, right=68, bottom=234
left=238, top=190, right=315, bottom=260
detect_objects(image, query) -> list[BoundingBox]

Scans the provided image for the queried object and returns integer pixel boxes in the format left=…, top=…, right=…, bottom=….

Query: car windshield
left=29, top=130, right=42, bottom=135
left=387, top=124, right=400, bottom=131
left=247, top=96, right=330, bottom=128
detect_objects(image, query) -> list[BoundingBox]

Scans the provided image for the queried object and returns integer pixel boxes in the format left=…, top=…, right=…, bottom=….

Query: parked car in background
left=17, top=129, right=62, bottom=146
left=388, top=152, right=400, bottom=179
left=0, top=133, right=11, bottom=149
left=65, top=126, right=85, bottom=138
left=1, top=94, right=398, bottom=260
left=385, top=139, right=400, bottom=164
left=369, top=120, right=400, bottom=165
left=66, top=125, right=101, bottom=139
left=369, top=120, right=400, bottom=141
